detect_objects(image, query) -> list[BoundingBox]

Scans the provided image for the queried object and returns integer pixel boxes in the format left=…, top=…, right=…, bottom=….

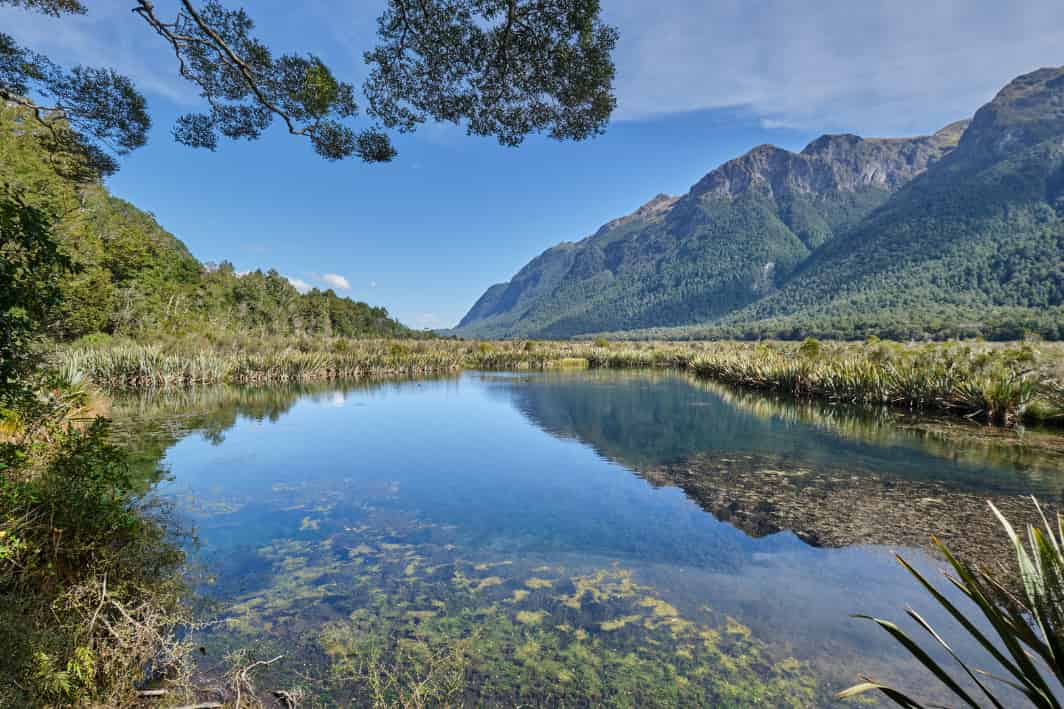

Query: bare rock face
left=691, top=121, right=968, bottom=200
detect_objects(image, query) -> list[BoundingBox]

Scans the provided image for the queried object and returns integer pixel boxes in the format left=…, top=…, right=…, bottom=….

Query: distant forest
left=1, top=106, right=419, bottom=342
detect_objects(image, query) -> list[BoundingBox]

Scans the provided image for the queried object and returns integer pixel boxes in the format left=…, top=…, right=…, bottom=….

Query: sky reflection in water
left=117, top=371, right=1063, bottom=706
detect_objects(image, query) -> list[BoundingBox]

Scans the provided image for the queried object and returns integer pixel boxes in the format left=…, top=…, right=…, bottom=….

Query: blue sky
left=5, top=1, right=1064, bottom=329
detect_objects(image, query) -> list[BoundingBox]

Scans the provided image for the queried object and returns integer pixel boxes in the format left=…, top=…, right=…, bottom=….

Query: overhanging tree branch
left=3, top=0, right=618, bottom=171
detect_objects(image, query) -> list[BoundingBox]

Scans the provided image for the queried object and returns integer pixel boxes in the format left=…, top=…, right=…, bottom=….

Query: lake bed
left=111, top=370, right=1064, bottom=706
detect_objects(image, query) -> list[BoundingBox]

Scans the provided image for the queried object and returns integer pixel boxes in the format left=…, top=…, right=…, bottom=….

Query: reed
left=52, top=338, right=1064, bottom=427
left=686, top=343, right=1051, bottom=425
left=843, top=499, right=1064, bottom=708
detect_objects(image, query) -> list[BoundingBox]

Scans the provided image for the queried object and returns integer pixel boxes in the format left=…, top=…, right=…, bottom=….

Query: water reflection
left=107, top=372, right=1063, bottom=706
left=497, top=370, right=1064, bottom=565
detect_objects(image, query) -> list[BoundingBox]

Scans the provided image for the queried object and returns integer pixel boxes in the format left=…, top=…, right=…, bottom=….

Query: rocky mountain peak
left=593, top=193, right=678, bottom=235
left=691, top=121, right=967, bottom=201
left=639, top=193, right=677, bottom=214
left=455, top=66, right=1061, bottom=341
left=958, top=66, right=1064, bottom=159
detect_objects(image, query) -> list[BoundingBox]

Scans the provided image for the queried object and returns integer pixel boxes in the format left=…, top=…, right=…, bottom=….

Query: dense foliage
left=0, top=186, right=68, bottom=403
left=3, top=0, right=617, bottom=168
left=0, top=184, right=192, bottom=706
left=456, top=69, right=1063, bottom=342
left=0, top=106, right=418, bottom=342
left=0, top=416, right=191, bottom=707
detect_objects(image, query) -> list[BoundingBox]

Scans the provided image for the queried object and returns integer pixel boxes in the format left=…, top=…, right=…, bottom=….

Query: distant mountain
left=721, top=67, right=1064, bottom=339
left=456, top=67, right=1064, bottom=341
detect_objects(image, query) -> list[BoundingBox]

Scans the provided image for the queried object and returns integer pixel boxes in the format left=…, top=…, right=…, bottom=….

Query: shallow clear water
left=113, top=370, right=1064, bottom=707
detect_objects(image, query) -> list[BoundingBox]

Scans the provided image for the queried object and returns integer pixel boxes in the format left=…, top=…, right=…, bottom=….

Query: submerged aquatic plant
left=843, top=498, right=1064, bottom=708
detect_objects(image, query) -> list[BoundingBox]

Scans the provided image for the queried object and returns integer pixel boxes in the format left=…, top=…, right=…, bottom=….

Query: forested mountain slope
left=456, top=67, right=1064, bottom=341
left=720, top=66, right=1064, bottom=339
left=1, top=106, right=416, bottom=340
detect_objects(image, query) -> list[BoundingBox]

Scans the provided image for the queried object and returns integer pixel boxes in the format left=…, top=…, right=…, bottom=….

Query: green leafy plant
left=798, top=337, right=822, bottom=359
left=842, top=498, right=1064, bottom=707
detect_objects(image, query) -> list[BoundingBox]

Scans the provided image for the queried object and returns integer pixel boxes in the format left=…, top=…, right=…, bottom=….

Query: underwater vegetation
left=95, top=366, right=1064, bottom=706
left=188, top=499, right=825, bottom=708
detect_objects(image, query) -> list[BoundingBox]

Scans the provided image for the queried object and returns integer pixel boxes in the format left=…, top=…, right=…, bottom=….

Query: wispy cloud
left=7, top=2, right=1064, bottom=148
left=322, top=273, right=351, bottom=290
left=0, top=4, right=195, bottom=104
left=605, top=0, right=1064, bottom=135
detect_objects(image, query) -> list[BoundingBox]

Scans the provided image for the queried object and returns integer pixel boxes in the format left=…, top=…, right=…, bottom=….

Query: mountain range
left=455, top=67, right=1064, bottom=340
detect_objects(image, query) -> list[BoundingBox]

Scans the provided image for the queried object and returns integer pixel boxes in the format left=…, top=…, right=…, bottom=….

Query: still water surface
left=113, top=370, right=1064, bottom=706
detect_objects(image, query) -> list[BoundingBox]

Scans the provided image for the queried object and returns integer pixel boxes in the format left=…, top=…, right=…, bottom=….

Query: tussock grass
left=54, top=338, right=1064, bottom=427
left=686, top=341, right=1057, bottom=426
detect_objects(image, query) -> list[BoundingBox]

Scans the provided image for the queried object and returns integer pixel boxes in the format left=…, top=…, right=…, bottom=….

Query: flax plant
left=843, top=499, right=1064, bottom=708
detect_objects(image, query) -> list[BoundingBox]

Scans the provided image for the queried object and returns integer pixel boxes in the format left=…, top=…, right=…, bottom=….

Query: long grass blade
left=904, top=608, right=1006, bottom=709
left=838, top=680, right=926, bottom=708
left=854, top=615, right=982, bottom=708
left=895, top=553, right=1030, bottom=692
left=936, top=543, right=1060, bottom=708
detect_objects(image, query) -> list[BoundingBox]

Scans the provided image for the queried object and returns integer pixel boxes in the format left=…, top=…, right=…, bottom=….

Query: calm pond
left=112, top=370, right=1064, bottom=707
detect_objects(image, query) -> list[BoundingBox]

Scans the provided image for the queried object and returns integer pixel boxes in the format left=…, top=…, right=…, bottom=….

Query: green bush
left=0, top=417, right=191, bottom=707
left=797, top=337, right=821, bottom=359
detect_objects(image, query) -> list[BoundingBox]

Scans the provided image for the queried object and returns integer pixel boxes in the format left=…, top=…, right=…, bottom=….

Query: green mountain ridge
left=1, top=106, right=416, bottom=341
left=455, top=67, right=1064, bottom=340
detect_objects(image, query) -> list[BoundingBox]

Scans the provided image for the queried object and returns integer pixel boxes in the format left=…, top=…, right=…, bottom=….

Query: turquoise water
left=114, top=370, right=1064, bottom=706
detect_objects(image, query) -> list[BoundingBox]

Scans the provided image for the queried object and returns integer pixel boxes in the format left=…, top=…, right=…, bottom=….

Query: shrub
left=0, top=418, right=192, bottom=706
left=797, top=337, right=821, bottom=359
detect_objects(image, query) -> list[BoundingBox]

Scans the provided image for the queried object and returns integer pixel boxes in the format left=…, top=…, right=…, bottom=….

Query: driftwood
left=233, top=654, right=285, bottom=708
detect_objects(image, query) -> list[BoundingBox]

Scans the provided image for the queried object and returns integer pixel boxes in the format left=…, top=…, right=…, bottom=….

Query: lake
left=111, top=370, right=1064, bottom=707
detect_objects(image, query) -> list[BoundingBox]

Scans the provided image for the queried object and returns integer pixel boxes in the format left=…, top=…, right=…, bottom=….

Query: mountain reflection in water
left=108, top=371, right=1062, bottom=706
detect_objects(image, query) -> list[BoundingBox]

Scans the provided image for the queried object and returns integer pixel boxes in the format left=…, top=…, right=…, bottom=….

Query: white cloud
left=370, top=281, right=378, bottom=288
left=605, top=0, right=1064, bottom=135
left=322, top=273, right=351, bottom=290
left=7, top=2, right=1064, bottom=147
left=286, top=276, right=312, bottom=293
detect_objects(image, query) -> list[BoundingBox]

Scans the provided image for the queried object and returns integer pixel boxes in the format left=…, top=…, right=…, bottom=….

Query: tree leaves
left=364, top=0, right=618, bottom=146
left=0, top=32, right=149, bottom=178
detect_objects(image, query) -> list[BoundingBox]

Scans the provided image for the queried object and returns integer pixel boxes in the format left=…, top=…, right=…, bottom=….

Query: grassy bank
left=0, top=374, right=194, bottom=707
left=54, top=337, right=1064, bottom=427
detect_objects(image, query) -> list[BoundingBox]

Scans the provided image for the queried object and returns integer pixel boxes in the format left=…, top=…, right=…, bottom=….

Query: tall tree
left=0, top=187, right=69, bottom=404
